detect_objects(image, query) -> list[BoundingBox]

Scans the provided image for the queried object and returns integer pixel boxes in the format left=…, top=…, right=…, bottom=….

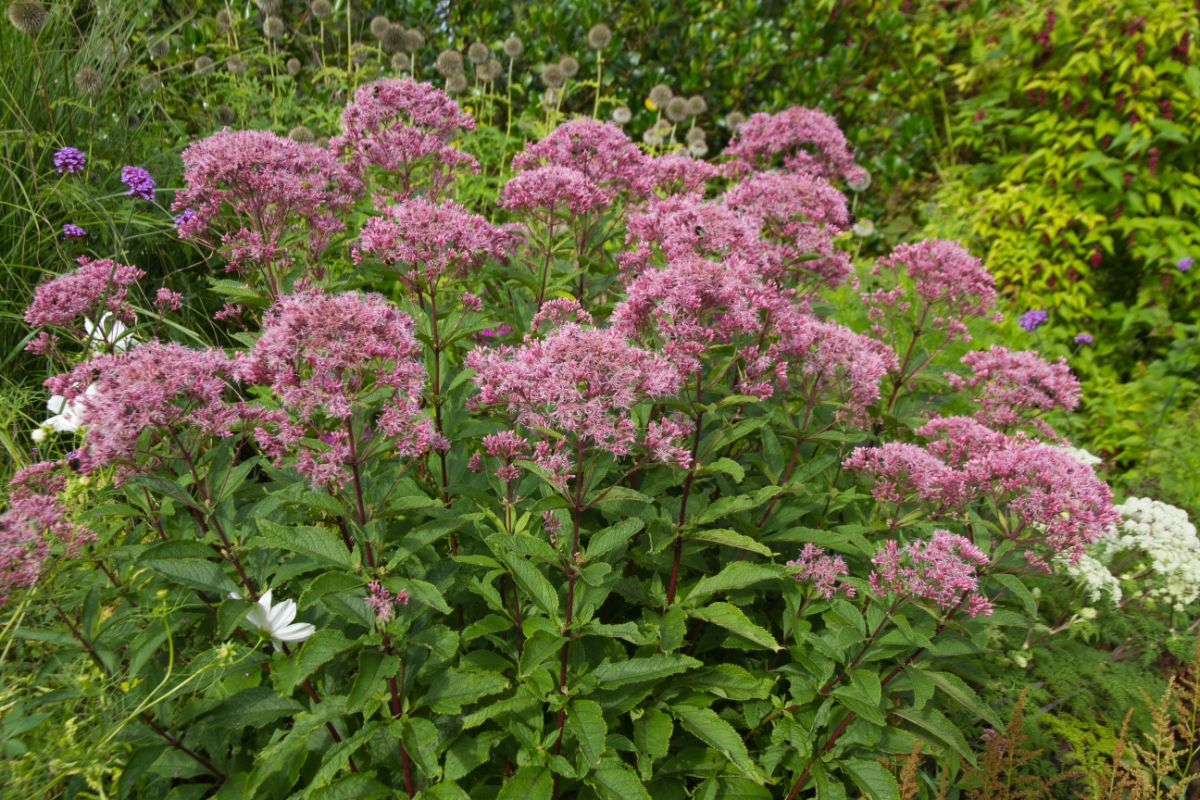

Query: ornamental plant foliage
left=7, top=79, right=1128, bottom=798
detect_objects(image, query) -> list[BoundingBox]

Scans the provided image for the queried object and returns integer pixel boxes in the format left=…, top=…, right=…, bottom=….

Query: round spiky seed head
left=587, top=23, right=612, bottom=49
left=642, top=126, right=662, bottom=146
left=611, top=105, right=632, bottom=124
left=540, top=62, right=565, bottom=89
left=687, top=125, right=706, bottom=142
left=215, top=8, right=232, bottom=30
left=74, top=66, right=102, bottom=94
left=351, top=42, right=371, bottom=64
left=435, top=49, right=463, bottom=76
left=403, top=28, right=424, bottom=50
left=286, top=57, right=301, bottom=75
left=541, top=88, right=559, bottom=109
left=648, top=83, right=672, bottom=109
left=315, top=136, right=330, bottom=149
left=685, top=95, right=707, bottom=116
left=665, top=96, right=688, bottom=123
left=288, top=125, right=314, bottom=143
left=227, top=55, right=247, bottom=73
left=9, top=1, right=49, bottom=35
left=149, top=37, right=170, bottom=58
left=468, top=41, right=489, bottom=64
left=194, top=55, right=215, bottom=75
left=446, top=73, right=467, bottom=93
left=381, top=24, right=406, bottom=54
left=310, top=0, right=332, bottom=20
left=217, top=105, right=236, bottom=125
left=391, top=51, right=410, bottom=71
left=475, top=63, right=489, bottom=81
left=688, top=139, right=708, bottom=157
left=558, top=55, right=579, bottom=78
left=138, top=74, right=161, bottom=93
left=503, top=35, right=523, bottom=58
left=484, top=57, right=503, bottom=80
left=255, top=0, right=281, bottom=12
left=263, top=15, right=286, bottom=39
left=369, top=15, right=390, bottom=39
left=725, top=110, right=746, bottom=131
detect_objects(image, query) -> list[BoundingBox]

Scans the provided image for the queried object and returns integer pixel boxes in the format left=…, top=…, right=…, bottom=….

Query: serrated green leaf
left=585, top=518, right=644, bottom=560
left=496, top=766, right=552, bottom=800
left=203, top=687, right=302, bottom=729
left=686, top=528, right=772, bottom=557
left=591, top=654, right=700, bottom=689
left=691, top=486, right=782, bottom=527
left=501, top=555, right=559, bottom=619
left=927, top=670, right=1001, bottom=728
left=842, top=758, right=898, bottom=799
left=672, top=705, right=762, bottom=783
left=892, top=705, right=976, bottom=765
left=588, top=759, right=651, bottom=799
left=258, top=519, right=352, bottom=568
left=567, top=699, right=607, bottom=767
left=274, top=628, right=354, bottom=694
left=686, top=562, right=782, bottom=602
left=688, top=602, right=779, bottom=650
left=143, top=558, right=238, bottom=595
left=422, top=668, right=510, bottom=714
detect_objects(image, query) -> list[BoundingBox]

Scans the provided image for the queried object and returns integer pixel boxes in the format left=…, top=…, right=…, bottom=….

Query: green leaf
left=143, top=558, right=239, bottom=596
left=634, top=707, right=672, bottom=780
left=588, top=759, right=651, bottom=799
left=691, top=486, right=782, bottom=527
left=501, top=555, right=559, bottom=619
left=686, top=528, right=773, bottom=558
left=401, top=717, right=442, bottom=780
left=202, top=687, right=303, bottom=729
left=258, top=519, right=353, bottom=568
left=698, top=457, right=745, bottom=483
left=927, top=670, right=1001, bottom=728
left=672, top=705, right=763, bottom=783
left=585, top=518, right=644, bottom=560
left=399, top=578, right=452, bottom=615
left=496, top=766, right=552, bottom=800
left=990, top=573, right=1036, bottom=617
left=591, top=654, right=701, bottom=689
left=131, top=474, right=204, bottom=511
left=892, top=705, right=976, bottom=765
left=688, top=602, right=779, bottom=650
left=686, top=562, right=782, bottom=602
left=842, top=758, right=898, bottom=799
left=567, top=699, right=607, bottom=767
left=274, top=629, right=354, bottom=694
left=422, top=668, right=510, bottom=714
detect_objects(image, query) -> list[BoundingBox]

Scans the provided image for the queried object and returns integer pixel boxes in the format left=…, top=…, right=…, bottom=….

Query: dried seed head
left=725, top=110, right=746, bottom=131
left=138, top=74, right=161, bottom=93
left=642, top=126, right=663, bottom=146
left=484, top=57, right=503, bottom=81
left=468, top=41, right=489, bottom=64
left=503, top=34, right=523, bottom=58
left=587, top=23, right=612, bottom=49
left=540, top=62, right=566, bottom=89
left=686, top=95, right=707, bottom=116
left=402, top=28, right=424, bottom=50
left=381, top=24, right=406, bottom=54
left=75, top=66, right=103, bottom=94
left=687, top=125, right=706, bottom=142
left=350, top=42, right=371, bottom=64
left=288, top=125, right=314, bottom=143
left=262, top=15, right=286, bottom=39
left=315, top=136, right=330, bottom=149
left=255, top=0, right=281, bottom=12
left=611, top=105, right=632, bottom=124
left=226, top=55, right=247, bottom=73
left=215, top=8, right=233, bottom=30
left=217, top=105, right=236, bottom=125
left=310, top=0, right=332, bottom=19
left=193, top=55, right=215, bottom=75
left=149, top=37, right=170, bottom=58
left=8, top=0, right=48, bottom=35
left=558, top=55, right=579, bottom=78
left=391, top=51, right=410, bottom=71
left=446, top=73, right=467, bottom=93
left=665, top=96, right=688, bottom=122
left=369, top=15, right=390, bottom=39
left=688, top=139, right=708, bottom=158
left=648, top=83, right=672, bottom=109
left=435, top=48, right=463, bottom=76
left=286, top=57, right=301, bottom=75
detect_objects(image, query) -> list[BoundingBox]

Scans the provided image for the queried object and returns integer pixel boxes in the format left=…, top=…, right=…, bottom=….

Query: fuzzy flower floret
left=788, top=543, right=855, bottom=599
left=511, top=118, right=652, bottom=198
left=121, top=166, right=157, bottom=201
left=723, top=106, right=867, bottom=184
left=53, top=147, right=86, bottom=174
left=499, top=164, right=608, bottom=216
left=1, top=464, right=94, bottom=605
left=946, top=346, right=1080, bottom=434
left=24, top=256, right=145, bottom=329
left=870, top=530, right=992, bottom=616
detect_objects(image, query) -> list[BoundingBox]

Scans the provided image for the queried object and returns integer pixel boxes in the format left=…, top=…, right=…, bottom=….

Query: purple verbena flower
left=1017, top=308, right=1049, bottom=332
left=120, top=165, right=157, bottom=201
left=1178, top=256, right=1194, bottom=272
left=53, top=147, right=86, bottom=174
left=61, top=223, right=86, bottom=239
left=1074, top=332, right=1093, bottom=345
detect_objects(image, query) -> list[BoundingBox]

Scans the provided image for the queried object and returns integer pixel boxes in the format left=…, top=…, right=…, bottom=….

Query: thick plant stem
left=666, top=379, right=705, bottom=606
left=552, top=442, right=585, bottom=800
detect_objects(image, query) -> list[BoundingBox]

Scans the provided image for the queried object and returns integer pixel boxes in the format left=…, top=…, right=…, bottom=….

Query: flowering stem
left=666, top=378, right=705, bottom=607
left=552, top=441, right=585, bottom=800
left=817, top=595, right=906, bottom=697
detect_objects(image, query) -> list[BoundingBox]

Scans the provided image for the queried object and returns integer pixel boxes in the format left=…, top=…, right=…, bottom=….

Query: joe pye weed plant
left=1, top=73, right=1178, bottom=798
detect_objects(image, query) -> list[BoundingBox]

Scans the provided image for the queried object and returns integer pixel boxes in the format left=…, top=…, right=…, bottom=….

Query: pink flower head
left=365, top=580, right=409, bottom=623
left=467, top=322, right=685, bottom=484
left=870, top=530, right=992, bottom=617
left=511, top=119, right=652, bottom=199
left=648, top=154, right=720, bottom=196
left=482, top=430, right=529, bottom=481
left=499, top=165, right=608, bottom=217
left=722, top=106, right=867, bottom=185
left=175, top=129, right=361, bottom=278
left=618, top=196, right=763, bottom=277
left=1, top=463, right=94, bottom=605
left=154, top=288, right=183, bottom=311
left=773, top=313, right=898, bottom=423
left=24, top=256, right=145, bottom=329
left=946, top=346, right=1081, bottom=435
left=843, top=442, right=959, bottom=507
left=237, top=289, right=433, bottom=458
left=788, top=543, right=855, bottom=599
left=356, top=197, right=514, bottom=291
left=530, top=298, right=592, bottom=332
left=44, top=343, right=239, bottom=475
left=333, top=77, right=477, bottom=194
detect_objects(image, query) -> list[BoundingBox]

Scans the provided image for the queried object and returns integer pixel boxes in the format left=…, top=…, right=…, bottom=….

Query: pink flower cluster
left=499, top=165, right=608, bottom=218
left=1, top=464, right=93, bottom=605
left=846, top=415, right=1119, bottom=564
left=467, top=318, right=687, bottom=485
left=788, top=543, right=855, bottom=599
left=946, top=346, right=1081, bottom=435
left=174, top=129, right=361, bottom=277
left=870, top=530, right=992, bottom=617
left=355, top=198, right=514, bottom=291
left=648, top=154, right=720, bottom=196
left=618, top=196, right=763, bottom=277
left=237, top=289, right=433, bottom=478
left=722, top=107, right=868, bottom=185
left=365, top=580, right=409, bottom=623
left=24, top=256, right=145, bottom=329
left=333, top=78, right=477, bottom=194
left=45, top=343, right=239, bottom=474
left=511, top=119, right=652, bottom=199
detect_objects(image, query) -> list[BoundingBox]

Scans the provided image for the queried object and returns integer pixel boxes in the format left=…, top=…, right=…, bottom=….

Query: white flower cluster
left=1064, top=497, right=1200, bottom=611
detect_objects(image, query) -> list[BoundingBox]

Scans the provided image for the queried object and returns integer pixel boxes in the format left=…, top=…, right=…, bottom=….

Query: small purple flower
left=1018, top=309, right=1049, bottom=332
left=1178, top=256, right=1194, bottom=272
left=61, top=223, right=87, bottom=239
left=1074, top=332, right=1093, bottom=345
left=173, top=208, right=197, bottom=232
left=121, top=165, right=156, bottom=201
left=53, top=147, right=86, bottom=174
